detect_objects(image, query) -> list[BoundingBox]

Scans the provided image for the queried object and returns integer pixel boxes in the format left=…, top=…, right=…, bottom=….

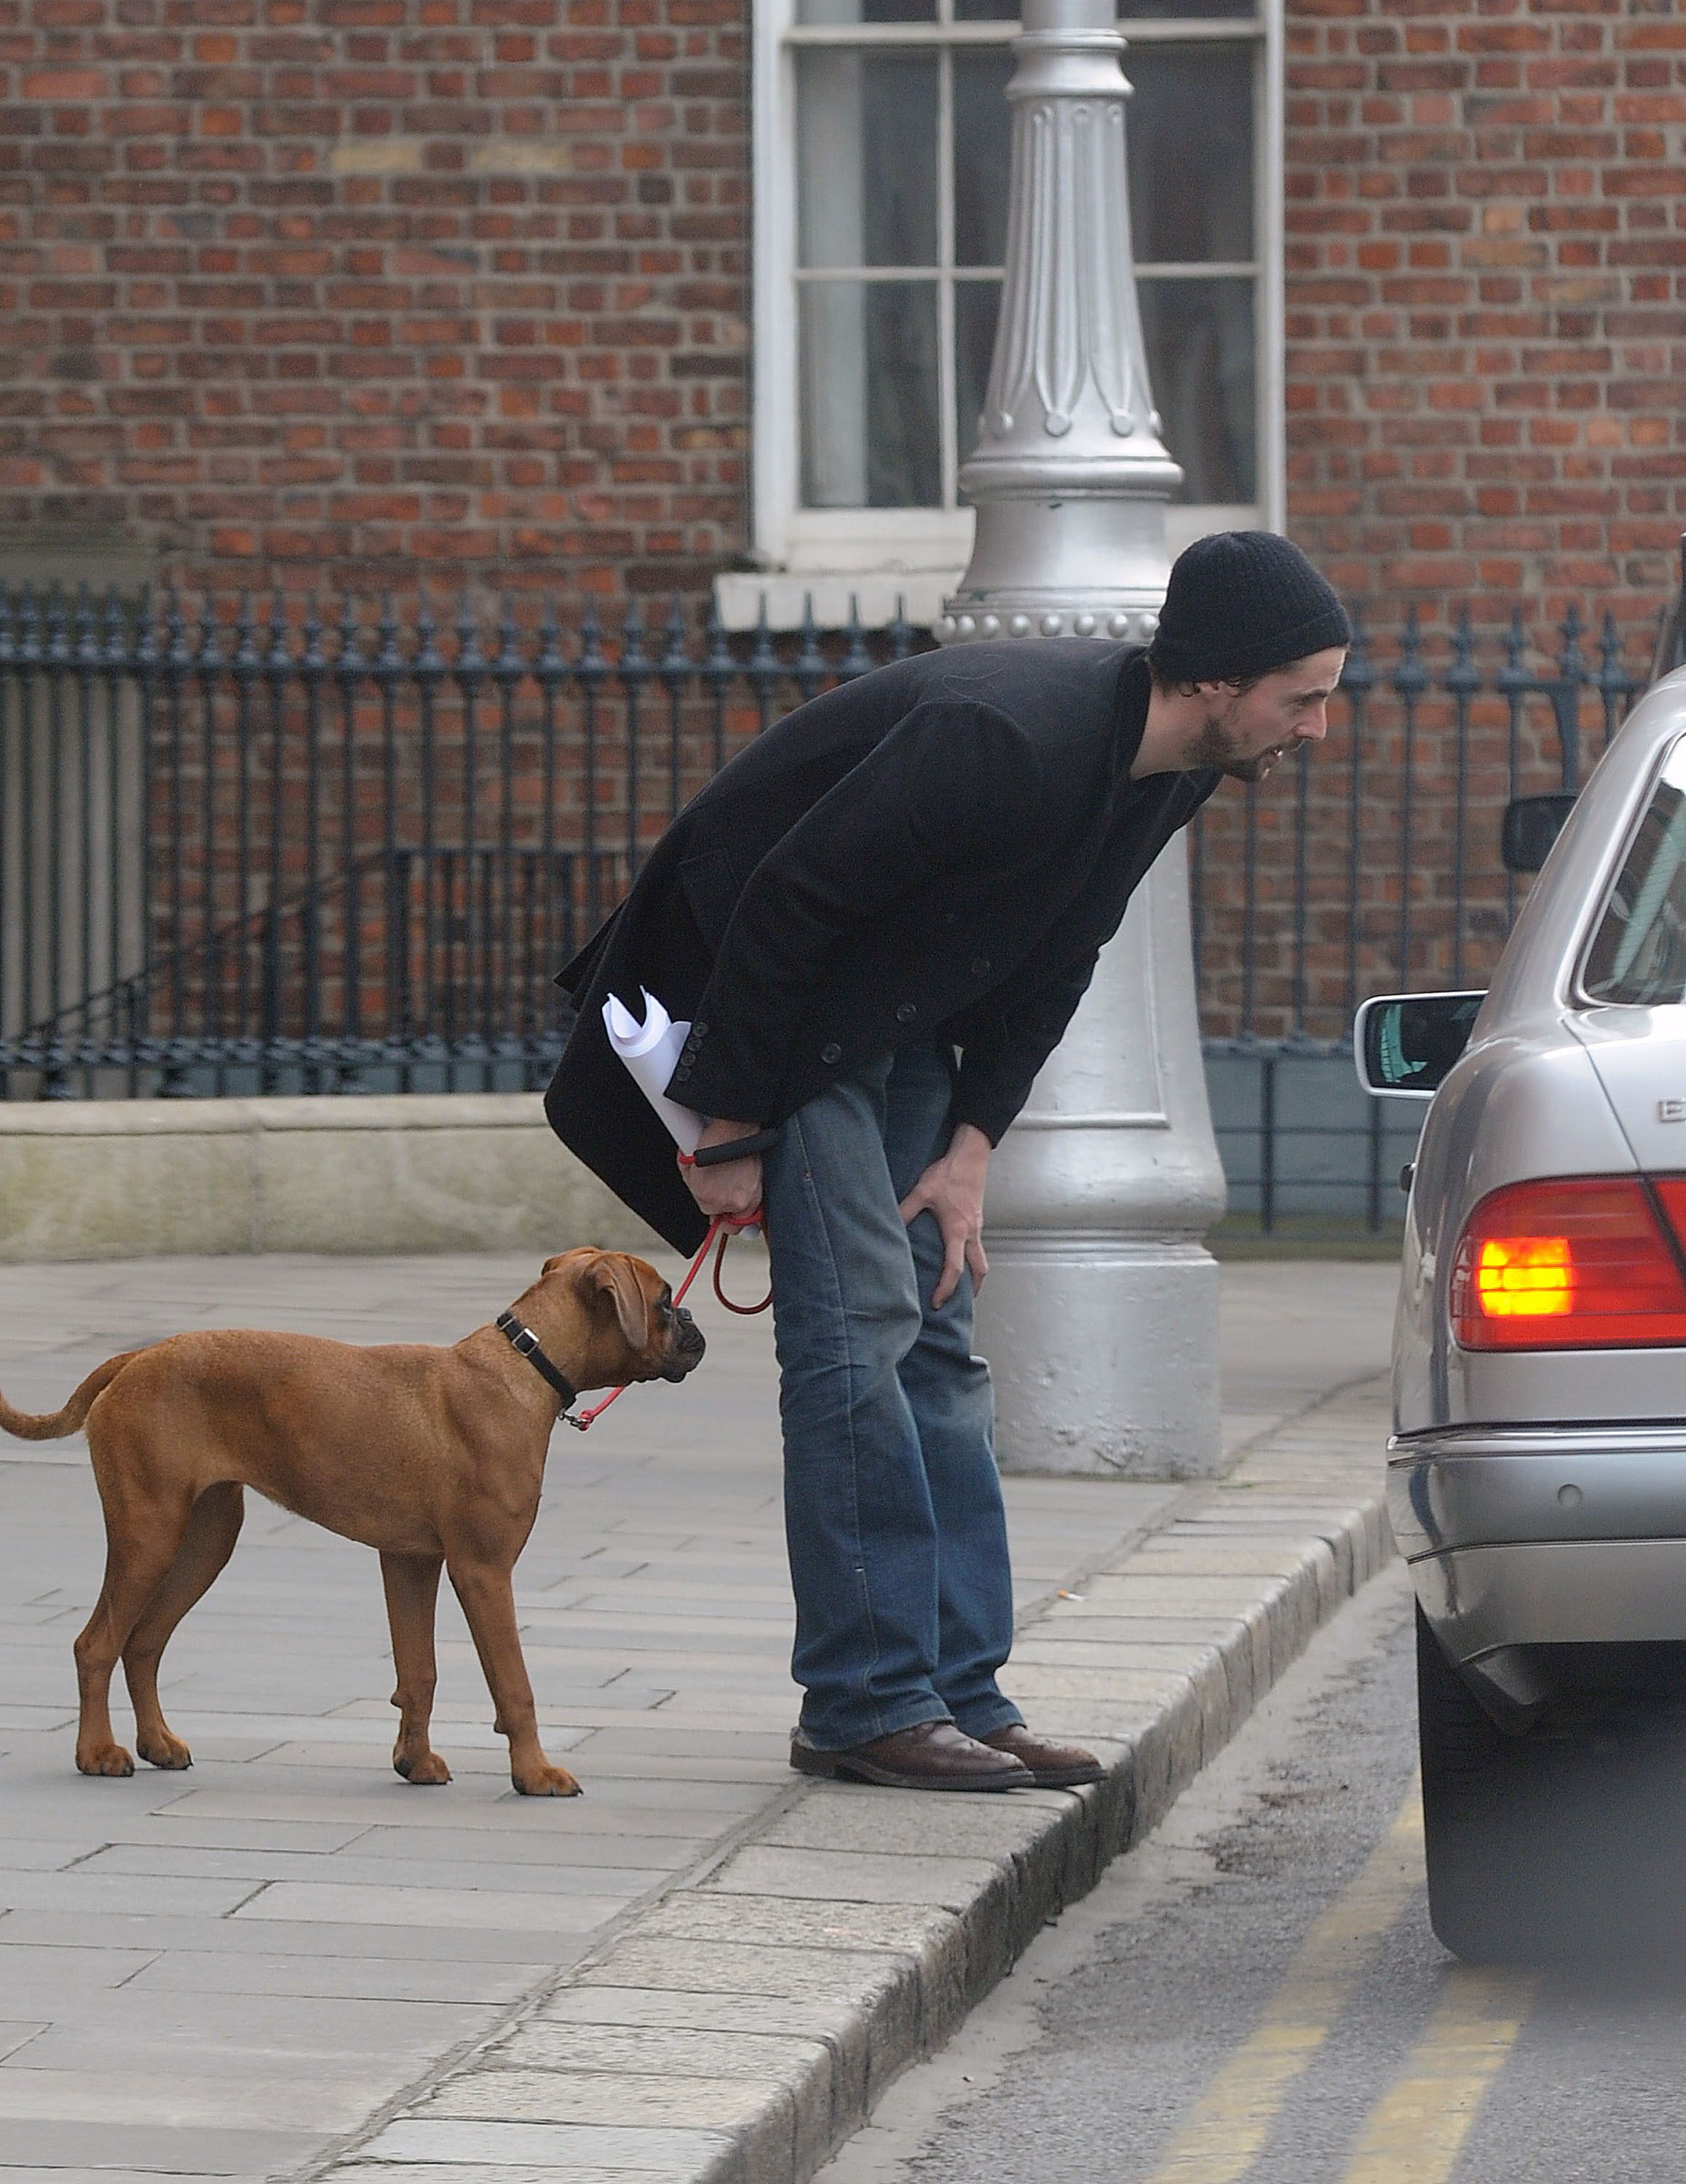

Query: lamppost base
left=982, top=1235, right=1222, bottom=1479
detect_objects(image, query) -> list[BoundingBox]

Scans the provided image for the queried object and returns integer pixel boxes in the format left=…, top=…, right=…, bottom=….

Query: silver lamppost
left=938, top=0, right=1227, bottom=1477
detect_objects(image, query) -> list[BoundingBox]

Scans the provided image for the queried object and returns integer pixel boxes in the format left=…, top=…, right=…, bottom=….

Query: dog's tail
left=0, top=1351, right=143, bottom=1441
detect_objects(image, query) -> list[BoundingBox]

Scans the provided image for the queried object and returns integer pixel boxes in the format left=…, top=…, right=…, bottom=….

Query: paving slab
left=331, top=2171, right=684, bottom=2184
left=0, top=1249, right=1396, bottom=2184
left=122, top=1953, right=548, bottom=2005
left=0, top=2124, right=318, bottom=2173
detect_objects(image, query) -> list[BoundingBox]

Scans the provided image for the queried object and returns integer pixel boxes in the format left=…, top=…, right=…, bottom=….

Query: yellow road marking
left=1145, top=1783, right=1425, bottom=2183
left=1339, top=1964, right=1540, bottom=2183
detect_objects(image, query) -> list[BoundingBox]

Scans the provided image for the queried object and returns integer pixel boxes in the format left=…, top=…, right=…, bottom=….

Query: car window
left=1583, top=737, right=1686, bottom=1006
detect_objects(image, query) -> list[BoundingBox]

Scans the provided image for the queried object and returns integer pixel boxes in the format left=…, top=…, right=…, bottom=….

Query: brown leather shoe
left=981, top=1725, right=1104, bottom=1789
left=791, top=1719, right=1034, bottom=1791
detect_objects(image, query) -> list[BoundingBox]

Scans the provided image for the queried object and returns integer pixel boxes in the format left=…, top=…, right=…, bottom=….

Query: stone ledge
left=0, top=1095, right=661, bottom=1262
left=317, top=1376, right=1396, bottom=2184
left=0, top=1093, right=555, bottom=1137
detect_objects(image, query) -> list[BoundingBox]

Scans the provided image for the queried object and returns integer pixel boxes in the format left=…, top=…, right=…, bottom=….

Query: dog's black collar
left=495, top=1310, right=584, bottom=1425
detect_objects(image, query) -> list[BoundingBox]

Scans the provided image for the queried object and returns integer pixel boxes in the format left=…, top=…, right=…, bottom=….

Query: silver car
left=1358, top=643, right=1686, bottom=1960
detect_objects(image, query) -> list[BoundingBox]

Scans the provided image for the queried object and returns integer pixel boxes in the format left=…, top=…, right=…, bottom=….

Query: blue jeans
left=760, top=1041, right=1024, bottom=1751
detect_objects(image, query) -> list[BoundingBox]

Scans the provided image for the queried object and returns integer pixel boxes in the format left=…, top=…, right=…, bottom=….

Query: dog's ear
left=588, top=1254, right=649, bottom=1350
left=541, top=1253, right=570, bottom=1278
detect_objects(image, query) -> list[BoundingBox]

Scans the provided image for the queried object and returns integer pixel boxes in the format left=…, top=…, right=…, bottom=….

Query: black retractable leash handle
left=685, top=1128, right=779, bottom=1168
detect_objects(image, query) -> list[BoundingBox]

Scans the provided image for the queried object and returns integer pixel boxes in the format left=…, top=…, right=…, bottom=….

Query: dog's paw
left=76, top=1743, right=135, bottom=1779
left=512, top=1764, right=583, bottom=1797
left=395, top=1748, right=451, bottom=1787
left=137, top=1730, right=192, bottom=1771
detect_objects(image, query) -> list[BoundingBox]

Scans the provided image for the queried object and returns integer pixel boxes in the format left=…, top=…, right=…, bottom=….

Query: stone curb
left=315, top=1375, right=1393, bottom=2184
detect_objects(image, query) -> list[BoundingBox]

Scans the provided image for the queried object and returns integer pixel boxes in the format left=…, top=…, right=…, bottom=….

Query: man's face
left=1184, top=647, right=1348, bottom=783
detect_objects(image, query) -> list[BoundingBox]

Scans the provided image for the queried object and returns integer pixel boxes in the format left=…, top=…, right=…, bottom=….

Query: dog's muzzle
left=662, top=1305, right=706, bottom=1382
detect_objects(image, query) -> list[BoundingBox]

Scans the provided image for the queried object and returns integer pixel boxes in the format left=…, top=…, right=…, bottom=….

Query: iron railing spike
left=491, top=596, right=523, bottom=683
left=44, top=582, right=73, bottom=665
left=534, top=600, right=566, bottom=683
left=1444, top=604, right=1479, bottom=695
left=373, top=592, right=402, bottom=678
left=745, top=594, right=782, bottom=726
left=839, top=595, right=872, bottom=681
left=197, top=597, right=224, bottom=670
left=657, top=598, right=692, bottom=693
left=132, top=585, right=157, bottom=670
left=700, top=598, right=735, bottom=713
left=1393, top=601, right=1428, bottom=696
left=793, top=591, right=827, bottom=699
left=620, top=599, right=652, bottom=670
left=336, top=592, right=364, bottom=676
left=17, top=583, right=42, bottom=667
left=102, top=584, right=127, bottom=670
left=413, top=589, right=444, bottom=680
left=264, top=591, right=290, bottom=674
left=74, top=582, right=100, bottom=668
left=1339, top=600, right=1374, bottom=695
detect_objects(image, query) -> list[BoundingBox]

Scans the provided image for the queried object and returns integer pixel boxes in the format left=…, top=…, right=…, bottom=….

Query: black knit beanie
left=1149, top=531, right=1352, bottom=684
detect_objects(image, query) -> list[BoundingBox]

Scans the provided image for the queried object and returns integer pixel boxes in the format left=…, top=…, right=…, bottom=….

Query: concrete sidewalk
left=0, top=1249, right=1399, bottom=2183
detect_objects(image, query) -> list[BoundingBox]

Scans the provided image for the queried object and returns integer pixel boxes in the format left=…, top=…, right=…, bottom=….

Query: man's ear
left=590, top=1254, right=649, bottom=1350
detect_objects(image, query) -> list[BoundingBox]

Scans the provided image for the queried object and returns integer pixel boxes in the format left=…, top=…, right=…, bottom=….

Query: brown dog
left=0, top=1249, right=704, bottom=1797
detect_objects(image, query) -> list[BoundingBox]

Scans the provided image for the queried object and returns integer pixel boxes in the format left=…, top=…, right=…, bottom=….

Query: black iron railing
left=1192, top=598, right=1675, bottom=1056
left=0, top=589, right=912, bottom=1098
left=1, top=566, right=1682, bottom=1150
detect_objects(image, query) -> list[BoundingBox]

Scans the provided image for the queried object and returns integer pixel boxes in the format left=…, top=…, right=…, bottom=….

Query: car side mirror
left=1354, top=991, right=1487, bottom=1100
left=1501, top=793, right=1577, bottom=874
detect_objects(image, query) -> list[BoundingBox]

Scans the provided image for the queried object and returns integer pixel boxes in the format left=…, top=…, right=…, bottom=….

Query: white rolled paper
left=603, top=987, right=705, bottom=1152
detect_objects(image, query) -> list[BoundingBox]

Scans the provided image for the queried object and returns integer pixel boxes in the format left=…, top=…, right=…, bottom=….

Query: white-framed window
left=721, top=0, right=1284, bottom=630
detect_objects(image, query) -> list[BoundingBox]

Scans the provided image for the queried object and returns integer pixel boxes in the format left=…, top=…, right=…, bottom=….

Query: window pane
left=796, top=0, right=936, bottom=21
left=1127, top=47, right=1253, bottom=263
left=954, top=52, right=1014, bottom=267
left=1137, top=277, right=1256, bottom=503
left=1119, top=0, right=1253, bottom=17
left=798, top=52, right=939, bottom=268
left=955, top=279, right=1002, bottom=468
left=1584, top=764, right=1686, bottom=1006
left=800, top=282, right=942, bottom=507
left=952, top=0, right=1017, bottom=17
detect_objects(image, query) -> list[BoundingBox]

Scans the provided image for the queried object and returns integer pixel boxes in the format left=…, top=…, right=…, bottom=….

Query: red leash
left=570, top=1212, right=770, bottom=1431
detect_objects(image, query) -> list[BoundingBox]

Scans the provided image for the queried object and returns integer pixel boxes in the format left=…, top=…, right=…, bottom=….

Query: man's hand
left=681, top=1117, right=766, bottom=1221
left=898, top=1122, right=991, bottom=1310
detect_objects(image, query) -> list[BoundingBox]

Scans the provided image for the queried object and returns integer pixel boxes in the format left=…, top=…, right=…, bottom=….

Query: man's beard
left=1185, top=705, right=1282, bottom=784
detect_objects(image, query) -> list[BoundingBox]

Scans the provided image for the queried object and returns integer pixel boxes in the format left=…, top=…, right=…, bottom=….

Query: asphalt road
left=818, top=1564, right=1686, bottom=2184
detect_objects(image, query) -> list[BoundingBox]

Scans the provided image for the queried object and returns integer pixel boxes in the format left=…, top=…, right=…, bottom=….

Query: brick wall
left=1235, top=0, right=1686, bottom=1048
left=1283, top=0, right=1685, bottom=646
left=5, top=0, right=1679, bottom=634
left=0, top=0, right=750, bottom=607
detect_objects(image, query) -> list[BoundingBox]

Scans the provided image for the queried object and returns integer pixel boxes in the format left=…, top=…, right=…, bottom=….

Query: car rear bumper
left=1390, top=1425, right=1686, bottom=1717
left=1388, top=1423, right=1686, bottom=1562
left=1413, top=1539, right=1686, bottom=1658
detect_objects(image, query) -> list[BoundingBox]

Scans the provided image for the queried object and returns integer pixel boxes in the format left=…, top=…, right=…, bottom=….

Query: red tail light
left=1451, top=1177, right=1686, bottom=1351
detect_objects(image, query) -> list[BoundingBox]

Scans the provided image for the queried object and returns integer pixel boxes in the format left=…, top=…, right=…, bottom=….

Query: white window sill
left=713, top=569, right=962, bottom=635
left=713, top=505, right=1259, bottom=634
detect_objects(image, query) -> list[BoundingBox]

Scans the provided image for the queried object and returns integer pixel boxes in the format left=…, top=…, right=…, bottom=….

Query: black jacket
left=543, top=641, right=1219, bottom=1252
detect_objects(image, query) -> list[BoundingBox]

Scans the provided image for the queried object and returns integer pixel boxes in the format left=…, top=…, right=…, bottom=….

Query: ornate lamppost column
left=936, top=0, right=1227, bottom=1477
